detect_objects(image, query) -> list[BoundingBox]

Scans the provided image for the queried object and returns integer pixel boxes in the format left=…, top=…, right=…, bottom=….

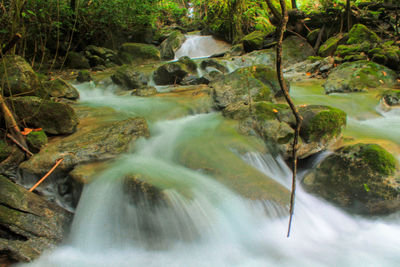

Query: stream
left=22, top=42, right=400, bottom=266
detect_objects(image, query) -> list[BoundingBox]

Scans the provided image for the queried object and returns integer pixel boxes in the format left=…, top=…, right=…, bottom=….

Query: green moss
left=335, top=42, right=372, bottom=57
left=119, top=43, right=160, bottom=64
left=307, top=56, right=324, bottom=62
left=371, top=54, right=388, bottom=65
left=318, top=36, right=341, bottom=57
left=241, top=31, right=265, bottom=51
left=0, top=140, right=11, bottom=162
left=347, top=24, right=381, bottom=45
left=254, top=102, right=288, bottom=121
left=26, top=130, right=48, bottom=152
left=306, top=107, right=347, bottom=142
left=358, top=144, right=397, bottom=175
left=178, top=56, right=197, bottom=73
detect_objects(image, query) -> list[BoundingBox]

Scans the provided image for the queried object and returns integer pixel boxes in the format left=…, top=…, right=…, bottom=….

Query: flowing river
left=21, top=39, right=400, bottom=266
left=21, top=78, right=400, bottom=267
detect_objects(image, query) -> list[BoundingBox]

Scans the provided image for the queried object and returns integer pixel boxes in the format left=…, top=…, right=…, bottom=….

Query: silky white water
left=23, top=81, right=400, bottom=266
left=175, top=35, right=231, bottom=59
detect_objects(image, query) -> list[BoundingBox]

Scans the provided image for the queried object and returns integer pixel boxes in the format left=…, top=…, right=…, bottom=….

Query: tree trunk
left=291, top=0, right=297, bottom=9
left=346, top=0, right=352, bottom=32
left=275, top=0, right=303, bottom=237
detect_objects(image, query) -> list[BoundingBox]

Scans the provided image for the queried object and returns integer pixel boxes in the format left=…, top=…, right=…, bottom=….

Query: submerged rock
left=8, top=96, right=79, bottom=135
left=381, top=89, right=400, bottom=106
left=118, top=43, right=160, bottom=64
left=0, top=176, right=72, bottom=264
left=0, top=55, right=39, bottom=97
left=324, top=60, right=397, bottom=93
left=133, top=86, right=158, bottom=97
left=159, top=30, right=186, bottom=60
left=303, top=144, right=400, bottom=215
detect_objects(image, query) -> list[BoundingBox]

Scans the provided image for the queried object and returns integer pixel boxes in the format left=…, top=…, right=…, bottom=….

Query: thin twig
left=275, top=0, right=303, bottom=238
left=29, top=158, right=64, bottom=192
left=6, top=133, right=33, bottom=156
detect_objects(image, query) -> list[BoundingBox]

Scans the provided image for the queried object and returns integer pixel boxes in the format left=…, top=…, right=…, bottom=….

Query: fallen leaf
left=21, top=128, right=32, bottom=135
left=379, top=80, right=384, bottom=84
left=272, top=109, right=278, bottom=113
left=306, top=72, right=311, bottom=76
left=356, top=76, right=360, bottom=79
left=33, top=128, right=42, bottom=132
left=382, top=71, right=387, bottom=76
left=299, top=104, right=307, bottom=108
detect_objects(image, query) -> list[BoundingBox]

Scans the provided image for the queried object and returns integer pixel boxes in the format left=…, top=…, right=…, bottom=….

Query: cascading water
left=174, top=35, right=231, bottom=59
left=22, top=81, right=400, bottom=267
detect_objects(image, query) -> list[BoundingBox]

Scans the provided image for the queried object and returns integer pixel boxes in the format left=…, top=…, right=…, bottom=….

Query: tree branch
left=275, top=0, right=303, bottom=237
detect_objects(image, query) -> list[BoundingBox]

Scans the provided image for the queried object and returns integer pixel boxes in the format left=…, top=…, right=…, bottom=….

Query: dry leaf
left=382, top=71, right=387, bottom=76
left=272, top=109, right=278, bottom=113
left=379, top=80, right=384, bottom=84
left=306, top=72, right=311, bottom=76
left=21, top=128, right=33, bottom=136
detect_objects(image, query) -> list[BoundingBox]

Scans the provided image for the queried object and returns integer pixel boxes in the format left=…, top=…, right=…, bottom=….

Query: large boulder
left=118, top=43, right=160, bottom=64
left=0, top=55, right=39, bottom=97
left=323, top=60, right=398, bottom=94
left=211, top=65, right=288, bottom=115
left=65, top=51, right=90, bottom=69
left=37, top=78, right=80, bottom=100
left=153, top=62, right=189, bottom=85
left=282, top=35, right=315, bottom=64
left=303, top=144, right=400, bottom=215
left=19, top=106, right=149, bottom=207
left=381, top=89, right=400, bottom=106
left=0, top=176, right=71, bottom=264
left=347, top=24, right=381, bottom=45
left=111, top=65, right=147, bottom=90
left=159, top=30, right=186, bottom=60
left=7, top=96, right=79, bottom=135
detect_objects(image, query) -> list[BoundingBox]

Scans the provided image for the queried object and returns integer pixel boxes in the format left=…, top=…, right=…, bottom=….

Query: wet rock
left=111, top=65, right=147, bottom=90
left=118, top=43, right=160, bottom=64
left=181, top=75, right=210, bottom=86
left=282, top=35, right=315, bottom=64
left=307, top=28, right=321, bottom=46
left=0, top=55, right=39, bottom=97
left=153, top=62, right=188, bottom=85
left=87, top=54, right=105, bottom=68
left=225, top=43, right=245, bottom=57
left=200, top=59, right=228, bottom=74
left=0, top=145, right=25, bottom=179
left=159, top=30, right=186, bottom=60
left=178, top=56, right=197, bottom=73
left=0, top=176, right=72, bottom=264
left=211, top=65, right=288, bottom=113
left=76, top=70, right=92, bottom=83
left=323, top=60, right=397, bottom=94
left=241, top=31, right=266, bottom=52
left=66, top=51, right=90, bottom=69
left=133, top=86, right=158, bottom=97
left=381, top=90, right=400, bottom=106
left=37, top=78, right=80, bottom=100
left=8, top=96, right=78, bottom=135
left=0, top=141, right=12, bottom=163
left=303, top=144, right=400, bottom=215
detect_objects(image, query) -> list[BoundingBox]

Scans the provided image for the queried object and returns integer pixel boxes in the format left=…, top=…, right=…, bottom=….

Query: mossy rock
left=381, top=89, right=400, bottom=106
left=66, top=51, right=90, bottom=69
left=0, top=55, right=39, bottom=97
left=343, top=54, right=368, bottom=62
left=37, top=78, right=79, bottom=100
left=324, top=60, right=397, bottom=94
left=347, top=24, right=381, bottom=45
left=335, top=42, right=372, bottom=57
left=369, top=45, right=400, bottom=71
left=76, top=70, right=92, bottom=83
left=26, top=130, right=48, bottom=152
left=119, top=43, right=161, bottom=64
left=211, top=65, right=286, bottom=112
left=7, top=96, right=79, bottom=135
left=159, top=30, right=186, bottom=60
left=318, top=34, right=347, bottom=57
left=282, top=36, right=315, bottom=63
left=307, top=29, right=321, bottom=46
left=0, top=175, right=72, bottom=263
left=153, top=62, right=188, bottom=85
left=241, top=31, right=266, bottom=52
left=200, top=59, right=228, bottom=74
left=299, top=105, right=347, bottom=143
left=111, top=65, right=147, bottom=90
left=178, top=56, right=197, bottom=73
left=0, top=140, right=12, bottom=162
left=302, top=143, right=399, bottom=215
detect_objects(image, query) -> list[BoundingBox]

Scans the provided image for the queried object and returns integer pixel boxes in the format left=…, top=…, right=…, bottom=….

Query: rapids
left=21, top=79, right=400, bottom=267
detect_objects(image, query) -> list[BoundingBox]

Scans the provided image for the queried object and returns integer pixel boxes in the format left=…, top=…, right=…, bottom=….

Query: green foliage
left=306, top=107, right=347, bottom=142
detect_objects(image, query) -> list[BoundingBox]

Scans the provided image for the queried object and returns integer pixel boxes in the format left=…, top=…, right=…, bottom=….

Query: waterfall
left=174, top=35, right=231, bottom=59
